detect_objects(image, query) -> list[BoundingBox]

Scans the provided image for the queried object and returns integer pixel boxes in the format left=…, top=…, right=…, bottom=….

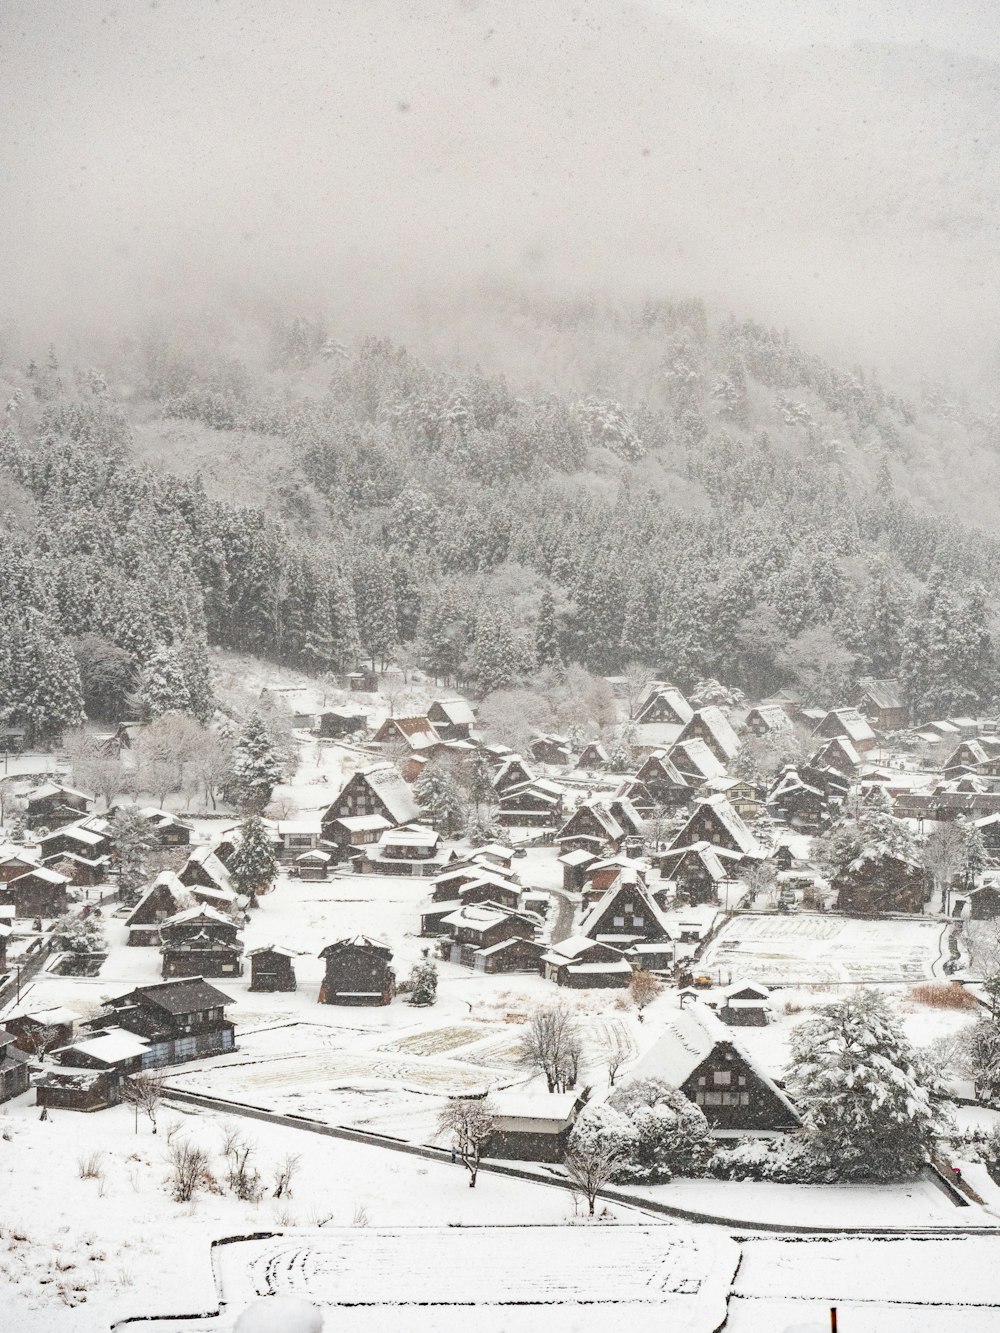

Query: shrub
left=707, top=1136, right=833, bottom=1183
left=909, top=983, right=979, bottom=1012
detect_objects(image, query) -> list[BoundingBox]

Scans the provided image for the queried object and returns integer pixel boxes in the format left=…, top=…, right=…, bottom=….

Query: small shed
left=486, top=1090, right=587, bottom=1163
left=247, top=945, right=298, bottom=993
left=719, top=982, right=772, bottom=1027
left=4, top=1005, right=80, bottom=1055
left=296, top=849, right=331, bottom=881
left=318, top=935, right=394, bottom=1006
left=967, top=883, right=1000, bottom=920
left=0, top=1032, right=30, bottom=1104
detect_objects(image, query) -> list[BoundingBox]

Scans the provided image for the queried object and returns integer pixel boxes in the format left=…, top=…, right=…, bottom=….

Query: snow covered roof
left=440, top=902, right=537, bottom=932
left=246, top=943, right=300, bottom=958
left=814, top=708, right=876, bottom=745
left=857, top=678, right=904, bottom=710
left=55, top=1028, right=149, bottom=1066
left=559, top=848, right=598, bottom=868
left=25, top=783, right=93, bottom=803
left=658, top=842, right=733, bottom=883
left=319, top=934, right=392, bottom=957
left=681, top=707, right=741, bottom=760
left=4, top=1005, right=81, bottom=1027
left=668, top=738, right=726, bottom=782
left=431, top=698, right=476, bottom=725
left=162, top=904, right=237, bottom=929
left=276, top=818, right=321, bottom=835
left=358, top=767, right=422, bottom=824
left=123, top=978, right=234, bottom=1012
left=473, top=843, right=516, bottom=864
left=334, top=814, right=394, bottom=833
left=381, top=824, right=440, bottom=847
left=39, top=822, right=105, bottom=848
left=490, top=1091, right=581, bottom=1123
left=812, top=735, right=863, bottom=769
left=632, top=722, right=684, bottom=750
left=580, top=875, right=673, bottom=942
left=10, top=864, right=69, bottom=886
left=745, top=704, right=793, bottom=732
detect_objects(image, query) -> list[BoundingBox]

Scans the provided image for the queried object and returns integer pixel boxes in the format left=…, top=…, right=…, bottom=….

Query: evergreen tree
left=535, top=587, right=561, bottom=667
left=414, top=759, right=466, bottom=836
left=110, top=805, right=157, bottom=907
left=229, top=813, right=278, bottom=905
left=785, top=989, right=950, bottom=1180
left=228, top=711, right=285, bottom=811
left=138, top=645, right=192, bottom=720
left=4, top=620, right=86, bottom=744
left=408, top=958, right=438, bottom=1006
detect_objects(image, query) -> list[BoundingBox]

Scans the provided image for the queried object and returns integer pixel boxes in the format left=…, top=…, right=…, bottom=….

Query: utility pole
left=830, top=1308, right=838, bottom=1332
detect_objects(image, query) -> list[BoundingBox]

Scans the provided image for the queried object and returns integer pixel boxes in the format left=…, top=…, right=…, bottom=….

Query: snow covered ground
left=701, top=913, right=950, bottom=986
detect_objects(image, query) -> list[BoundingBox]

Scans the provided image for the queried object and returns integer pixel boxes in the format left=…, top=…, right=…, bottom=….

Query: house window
left=741, top=1092, right=750, bottom=1106
left=713, top=1071, right=731, bottom=1086
left=632, top=916, right=645, bottom=927
left=613, top=916, right=626, bottom=927
left=704, top=1092, right=722, bottom=1106
left=738, top=1075, right=747, bottom=1087
left=697, top=1076, right=706, bottom=1087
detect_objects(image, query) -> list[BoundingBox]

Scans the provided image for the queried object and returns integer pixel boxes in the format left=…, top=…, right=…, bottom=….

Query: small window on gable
left=713, top=1071, right=731, bottom=1086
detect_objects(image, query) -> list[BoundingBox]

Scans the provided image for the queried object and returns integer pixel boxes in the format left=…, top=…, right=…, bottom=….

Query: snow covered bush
left=567, top=1103, right=637, bottom=1183
left=407, top=959, right=438, bottom=1006
left=54, top=912, right=106, bottom=955
left=785, top=988, right=952, bottom=1180
left=707, top=1135, right=831, bottom=1184
left=607, top=1078, right=713, bottom=1183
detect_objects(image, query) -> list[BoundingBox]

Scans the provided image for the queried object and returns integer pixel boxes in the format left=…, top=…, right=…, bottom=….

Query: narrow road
left=547, top=886, right=578, bottom=945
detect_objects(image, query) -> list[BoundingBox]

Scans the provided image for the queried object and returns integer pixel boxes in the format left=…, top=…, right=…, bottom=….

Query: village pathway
left=547, top=887, right=578, bottom=946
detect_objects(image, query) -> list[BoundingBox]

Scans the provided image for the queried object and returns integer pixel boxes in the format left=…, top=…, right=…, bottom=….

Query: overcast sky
left=1, top=1, right=997, bottom=380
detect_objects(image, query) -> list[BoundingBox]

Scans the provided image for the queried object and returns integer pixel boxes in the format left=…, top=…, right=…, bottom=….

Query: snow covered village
left=4, top=2, right=1000, bottom=1331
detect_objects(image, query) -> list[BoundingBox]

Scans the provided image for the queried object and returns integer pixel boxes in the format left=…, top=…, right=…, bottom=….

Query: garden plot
left=218, top=1226, right=737, bottom=1323
left=701, top=914, right=948, bottom=985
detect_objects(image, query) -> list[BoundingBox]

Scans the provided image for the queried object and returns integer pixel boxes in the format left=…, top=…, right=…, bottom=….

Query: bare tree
left=922, top=823, right=967, bottom=912
left=605, top=1029, right=629, bottom=1086
left=224, top=1130, right=264, bottom=1201
left=166, top=1140, right=209, bottom=1202
left=518, top=1001, right=583, bottom=1093
left=741, top=859, right=777, bottom=905
left=437, top=1097, right=496, bottom=1188
left=24, top=1023, right=61, bottom=1060
left=272, top=1152, right=302, bottom=1199
left=565, top=1138, right=624, bottom=1217
left=123, top=1071, right=166, bottom=1134
left=629, top=969, right=660, bottom=1021
left=622, top=662, right=651, bottom=720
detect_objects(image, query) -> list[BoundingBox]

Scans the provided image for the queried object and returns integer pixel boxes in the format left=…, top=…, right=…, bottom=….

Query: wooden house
left=743, top=704, right=793, bottom=738
left=273, top=818, right=322, bottom=862
left=667, top=795, right=761, bottom=862
left=179, top=844, right=235, bottom=898
left=0, top=1032, right=30, bottom=1104
left=667, top=738, right=726, bottom=786
left=4, top=1007, right=80, bottom=1063
left=556, top=802, right=628, bottom=856
left=811, top=708, right=877, bottom=754
left=719, top=982, right=772, bottom=1027
left=355, top=824, right=450, bottom=876
left=575, top=741, right=609, bottom=771
left=943, top=738, right=1000, bottom=777
left=126, top=872, right=199, bottom=945
left=320, top=767, right=421, bottom=843
left=582, top=855, right=644, bottom=900
left=656, top=842, right=738, bottom=906
left=834, top=853, right=927, bottom=915
left=0, top=850, right=42, bottom=884
left=247, top=944, right=298, bottom=992
left=439, top=902, right=542, bottom=971
left=529, top=733, right=572, bottom=767
left=36, top=820, right=112, bottom=864
left=0, top=725, right=27, bottom=754
left=472, top=843, right=517, bottom=873
left=967, top=883, right=1000, bottom=920
left=112, top=806, right=194, bottom=848
left=4, top=865, right=70, bottom=918
left=633, top=751, right=690, bottom=808
left=373, top=715, right=443, bottom=755
left=159, top=906, right=243, bottom=979
left=295, top=849, right=331, bottom=881
left=973, top=813, right=1000, bottom=857
left=486, top=1090, right=586, bottom=1163
left=675, top=707, right=741, bottom=765
left=559, top=847, right=597, bottom=893
left=470, top=934, right=547, bottom=974
left=427, top=698, right=475, bottom=741
left=635, top=1002, right=799, bottom=1131
left=809, top=735, right=862, bottom=777
left=498, top=779, right=565, bottom=828
left=492, top=755, right=536, bottom=795
left=317, top=706, right=370, bottom=738
left=318, top=935, right=394, bottom=1006
left=579, top=870, right=673, bottom=949
left=48, top=852, right=109, bottom=888
left=634, top=684, right=693, bottom=727
left=24, top=784, right=94, bottom=831
left=88, top=979, right=235, bottom=1066
left=767, top=767, right=832, bottom=832
left=541, top=936, right=632, bottom=988
left=853, top=678, right=907, bottom=732
left=37, top=1028, right=149, bottom=1112
left=700, top=776, right=765, bottom=821
left=419, top=866, right=522, bottom=933
left=323, top=813, right=393, bottom=860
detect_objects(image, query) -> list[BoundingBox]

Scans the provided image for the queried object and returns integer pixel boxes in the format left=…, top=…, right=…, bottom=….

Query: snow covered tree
left=961, top=1017, right=1000, bottom=1106
left=71, top=633, right=135, bottom=721
left=110, top=805, right=157, bottom=907
left=228, top=711, right=284, bottom=812
left=137, top=645, right=192, bottom=720
left=229, top=813, right=278, bottom=905
left=535, top=587, right=561, bottom=667
left=414, top=758, right=466, bottom=836
left=437, top=1096, right=496, bottom=1188
left=921, top=822, right=967, bottom=912
left=407, top=958, right=438, bottom=1006
left=4, top=620, right=86, bottom=744
left=607, top=1077, right=713, bottom=1182
left=54, top=912, right=106, bottom=955
left=785, top=989, right=951, bottom=1180
left=464, top=805, right=501, bottom=846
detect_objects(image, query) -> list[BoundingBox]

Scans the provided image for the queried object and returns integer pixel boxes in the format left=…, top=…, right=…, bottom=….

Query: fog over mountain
left=2, top=0, right=998, bottom=385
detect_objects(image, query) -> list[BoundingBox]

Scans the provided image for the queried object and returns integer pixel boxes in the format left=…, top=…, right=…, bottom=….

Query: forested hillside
left=1, top=297, right=998, bottom=740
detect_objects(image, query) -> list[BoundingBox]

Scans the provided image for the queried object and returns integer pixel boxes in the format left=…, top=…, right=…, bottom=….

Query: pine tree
left=785, top=989, right=950, bottom=1180
left=228, top=711, right=284, bottom=812
left=535, top=587, right=561, bottom=667
left=408, top=958, right=438, bottom=1006
left=5, top=620, right=86, bottom=745
left=229, top=813, right=278, bottom=905
left=110, top=805, right=157, bottom=907
left=414, top=759, right=466, bottom=836
left=138, top=645, right=192, bottom=720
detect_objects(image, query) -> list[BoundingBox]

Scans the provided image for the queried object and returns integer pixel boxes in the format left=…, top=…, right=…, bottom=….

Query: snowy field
left=701, top=913, right=949, bottom=986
